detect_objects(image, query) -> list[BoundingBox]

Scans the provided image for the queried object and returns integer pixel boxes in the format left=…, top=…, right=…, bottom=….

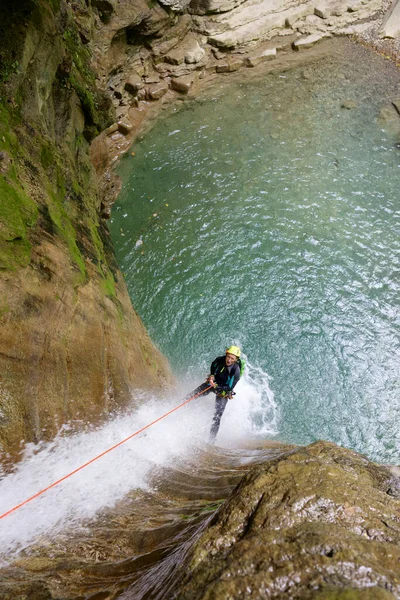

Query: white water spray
left=217, top=360, right=279, bottom=446
left=0, top=365, right=277, bottom=561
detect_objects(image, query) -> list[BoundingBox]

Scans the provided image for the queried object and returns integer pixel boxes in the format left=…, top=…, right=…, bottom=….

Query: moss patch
left=40, top=143, right=53, bottom=169
left=100, top=269, right=116, bottom=298
left=46, top=188, right=86, bottom=279
left=0, top=175, right=38, bottom=270
left=0, top=0, right=114, bottom=286
left=47, top=0, right=61, bottom=13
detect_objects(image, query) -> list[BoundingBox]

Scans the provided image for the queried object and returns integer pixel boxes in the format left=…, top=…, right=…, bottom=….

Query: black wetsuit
left=190, top=356, right=241, bottom=442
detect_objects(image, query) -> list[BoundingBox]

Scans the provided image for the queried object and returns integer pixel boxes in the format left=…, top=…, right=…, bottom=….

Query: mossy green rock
left=170, top=441, right=400, bottom=599
left=0, top=0, right=174, bottom=459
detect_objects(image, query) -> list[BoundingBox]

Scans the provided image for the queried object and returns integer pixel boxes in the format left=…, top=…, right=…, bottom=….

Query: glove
left=216, top=389, right=234, bottom=399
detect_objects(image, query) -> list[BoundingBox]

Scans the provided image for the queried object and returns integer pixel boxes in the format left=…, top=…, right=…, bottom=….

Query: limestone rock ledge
left=169, top=441, right=400, bottom=599
left=84, top=0, right=397, bottom=214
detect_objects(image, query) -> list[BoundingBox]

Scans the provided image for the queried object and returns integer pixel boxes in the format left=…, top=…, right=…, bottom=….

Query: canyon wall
left=0, top=0, right=397, bottom=460
left=0, top=0, right=174, bottom=461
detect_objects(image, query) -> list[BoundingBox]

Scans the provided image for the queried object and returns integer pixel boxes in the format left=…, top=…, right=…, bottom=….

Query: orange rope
left=0, top=386, right=212, bottom=520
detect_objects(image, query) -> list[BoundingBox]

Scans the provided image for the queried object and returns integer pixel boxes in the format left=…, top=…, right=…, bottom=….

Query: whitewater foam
left=0, top=365, right=277, bottom=560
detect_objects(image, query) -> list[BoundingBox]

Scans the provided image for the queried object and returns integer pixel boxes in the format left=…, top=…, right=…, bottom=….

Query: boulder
left=216, top=56, right=244, bottom=71
left=136, top=88, right=147, bottom=101
left=347, top=0, right=363, bottom=12
left=314, top=1, right=350, bottom=18
left=124, top=73, right=144, bottom=95
left=228, top=56, right=244, bottom=70
left=293, top=33, right=329, bottom=50
left=380, top=0, right=400, bottom=38
left=146, top=81, right=169, bottom=100
left=144, top=73, right=161, bottom=84
left=165, top=48, right=187, bottom=65
left=170, top=441, right=400, bottom=599
left=377, top=105, right=400, bottom=137
left=314, top=3, right=333, bottom=18
left=245, top=47, right=277, bottom=67
left=379, top=105, right=400, bottom=121
left=157, top=0, right=192, bottom=12
left=170, top=75, right=194, bottom=92
left=285, top=3, right=315, bottom=26
left=104, top=122, right=119, bottom=136
left=165, top=36, right=205, bottom=65
left=185, top=40, right=206, bottom=63
left=117, top=120, right=133, bottom=134
left=215, top=62, right=230, bottom=72
left=189, top=0, right=247, bottom=16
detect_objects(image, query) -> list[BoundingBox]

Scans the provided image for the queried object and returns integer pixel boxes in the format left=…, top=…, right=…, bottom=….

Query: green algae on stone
left=0, top=176, right=39, bottom=270
left=46, top=188, right=87, bottom=279
left=89, top=223, right=117, bottom=298
left=0, top=0, right=174, bottom=464
left=40, top=142, right=54, bottom=170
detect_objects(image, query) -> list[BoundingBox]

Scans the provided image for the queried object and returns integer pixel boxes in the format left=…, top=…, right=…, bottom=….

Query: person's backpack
left=237, top=357, right=246, bottom=378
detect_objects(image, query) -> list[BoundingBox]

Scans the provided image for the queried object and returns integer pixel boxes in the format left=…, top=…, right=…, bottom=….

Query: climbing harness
left=0, top=385, right=212, bottom=521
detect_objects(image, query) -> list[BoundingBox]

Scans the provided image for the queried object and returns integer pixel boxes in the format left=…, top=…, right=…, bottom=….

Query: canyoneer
left=189, top=346, right=244, bottom=443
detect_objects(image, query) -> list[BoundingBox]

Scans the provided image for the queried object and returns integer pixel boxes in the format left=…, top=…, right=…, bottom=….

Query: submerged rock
left=293, top=33, right=330, bottom=50
left=170, top=441, right=400, bottom=599
left=245, top=48, right=277, bottom=67
left=341, top=99, right=358, bottom=109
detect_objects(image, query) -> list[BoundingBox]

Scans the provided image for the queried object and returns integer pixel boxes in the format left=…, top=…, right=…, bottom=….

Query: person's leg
left=209, top=396, right=228, bottom=442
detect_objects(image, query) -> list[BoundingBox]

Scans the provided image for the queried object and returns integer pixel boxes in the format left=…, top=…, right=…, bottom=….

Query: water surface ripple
left=110, top=42, right=400, bottom=464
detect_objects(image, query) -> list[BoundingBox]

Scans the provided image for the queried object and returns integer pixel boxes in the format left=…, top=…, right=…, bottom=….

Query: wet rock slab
left=169, top=441, right=400, bottom=599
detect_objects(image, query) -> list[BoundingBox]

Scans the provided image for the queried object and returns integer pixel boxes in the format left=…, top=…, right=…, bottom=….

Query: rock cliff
left=0, top=0, right=173, bottom=461
left=0, top=0, right=398, bottom=461
left=169, top=441, right=400, bottom=599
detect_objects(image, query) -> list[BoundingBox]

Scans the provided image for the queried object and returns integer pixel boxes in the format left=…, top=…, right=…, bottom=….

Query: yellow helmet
left=226, top=345, right=241, bottom=358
